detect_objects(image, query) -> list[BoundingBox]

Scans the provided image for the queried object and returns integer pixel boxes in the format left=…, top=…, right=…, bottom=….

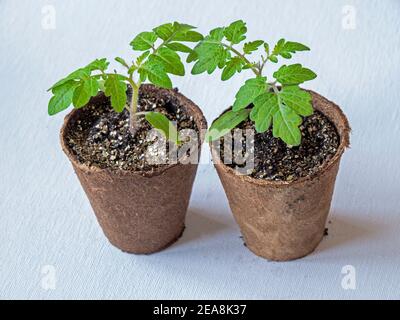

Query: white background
left=1, top=0, right=400, bottom=299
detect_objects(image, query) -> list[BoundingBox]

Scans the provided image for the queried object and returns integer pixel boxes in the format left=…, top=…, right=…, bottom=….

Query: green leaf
left=206, top=109, right=250, bottom=142
left=272, top=102, right=302, bottom=146
left=48, top=81, right=78, bottom=115
left=173, top=30, right=203, bottom=42
left=218, top=50, right=231, bottom=69
left=191, top=41, right=225, bottom=75
left=264, top=43, right=270, bottom=55
left=232, top=77, right=267, bottom=111
left=272, top=38, right=310, bottom=59
left=186, top=49, right=198, bottom=63
left=223, top=20, right=247, bottom=44
left=190, top=28, right=228, bottom=75
left=166, top=42, right=193, bottom=53
left=72, top=78, right=98, bottom=108
left=86, top=58, right=109, bottom=71
left=49, top=68, right=90, bottom=91
left=150, top=47, right=185, bottom=76
left=250, top=93, right=279, bottom=133
left=136, top=50, right=150, bottom=66
left=269, top=55, right=278, bottom=63
left=273, top=64, right=317, bottom=85
left=279, top=86, right=313, bottom=116
left=221, top=57, right=243, bottom=81
left=104, top=74, right=127, bottom=112
left=115, top=57, right=129, bottom=68
left=153, top=22, right=202, bottom=42
left=153, top=23, right=175, bottom=40
left=243, top=40, right=264, bottom=54
left=139, top=60, right=172, bottom=89
left=209, top=27, right=225, bottom=41
left=145, top=112, right=180, bottom=144
left=130, top=31, right=158, bottom=51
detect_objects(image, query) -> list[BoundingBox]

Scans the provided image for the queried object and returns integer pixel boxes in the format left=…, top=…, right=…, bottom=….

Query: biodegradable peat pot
left=211, top=90, right=350, bottom=261
left=60, top=85, right=207, bottom=254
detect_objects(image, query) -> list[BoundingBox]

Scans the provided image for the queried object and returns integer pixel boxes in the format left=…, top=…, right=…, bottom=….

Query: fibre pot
left=61, top=85, right=207, bottom=254
left=211, top=90, right=350, bottom=261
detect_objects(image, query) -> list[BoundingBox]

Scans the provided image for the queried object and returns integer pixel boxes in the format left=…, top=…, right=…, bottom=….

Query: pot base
left=113, top=226, right=186, bottom=255
left=244, top=232, right=324, bottom=261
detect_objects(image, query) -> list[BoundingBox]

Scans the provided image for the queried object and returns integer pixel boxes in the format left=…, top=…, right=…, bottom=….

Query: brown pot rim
left=210, top=89, right=351, bottom=188
left=60, top=84, right=208, bottom=178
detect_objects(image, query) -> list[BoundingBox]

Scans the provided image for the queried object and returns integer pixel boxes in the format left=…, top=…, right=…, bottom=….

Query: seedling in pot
left=190, top=20, right=317, bottom=146
left=47, top=22, right=203, bottom=145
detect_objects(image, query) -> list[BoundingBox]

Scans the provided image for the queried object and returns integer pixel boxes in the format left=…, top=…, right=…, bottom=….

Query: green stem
left=259, top=55, right=269, bottom=75
left=222, top=44, right=261, bottom=76
left=128, top=79, right=139, bottom=136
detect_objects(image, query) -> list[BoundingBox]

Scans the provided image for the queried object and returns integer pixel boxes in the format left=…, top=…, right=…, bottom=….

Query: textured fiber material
left=211, top=91, right=350, bottom=261
left=60, top=85, right=207, bottom=254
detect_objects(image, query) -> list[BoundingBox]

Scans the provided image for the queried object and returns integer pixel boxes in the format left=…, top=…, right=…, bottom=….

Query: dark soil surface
left=66, top=89, right=197, bottom=172
left=221, top=110, right=340, bottom=181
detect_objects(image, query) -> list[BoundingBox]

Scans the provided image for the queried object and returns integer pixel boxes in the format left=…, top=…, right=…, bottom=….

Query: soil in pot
left=65, top=88, right=198, bottom=172
left=220, top=110, right=340, bottom=181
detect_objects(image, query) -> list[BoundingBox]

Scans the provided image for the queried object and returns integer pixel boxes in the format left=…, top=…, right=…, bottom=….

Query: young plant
left=190, top=20, right=317, bottom=146
left=47, top=22, right=203, bottom=144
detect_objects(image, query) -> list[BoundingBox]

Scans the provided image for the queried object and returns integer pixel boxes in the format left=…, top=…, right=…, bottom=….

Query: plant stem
left=222, top=43, right=261, bottom=76
left=128, top=80, right=139, bottom=136
left=269, top=81, right=280, bottom=94
left=259, top=55, right=269, bottom=75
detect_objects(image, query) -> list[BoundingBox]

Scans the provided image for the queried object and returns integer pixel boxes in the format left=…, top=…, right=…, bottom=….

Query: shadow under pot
left=60, top=84, right=207, bottom=254
left=210, top=90, right=350, bottom=261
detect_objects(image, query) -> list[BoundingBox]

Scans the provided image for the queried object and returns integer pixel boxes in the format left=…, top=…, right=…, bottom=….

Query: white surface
left=1, top=0, right=400, bottom=299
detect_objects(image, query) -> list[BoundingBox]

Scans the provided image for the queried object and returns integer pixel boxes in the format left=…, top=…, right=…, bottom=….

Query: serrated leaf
left=221, top=57, right=243, bottom=81
left=273, top=102, right=302, bottom=146
left=72, top=78, right=98, bottom=108
left=173, top=30, right=203, bottom=42
left=166, top=42, right=192, bottom=53
left=224, top=20, right=247, bottom=44
left=145, top=111, right=180, bottom=144
left=209, top=27, right=225, bottom=41
left=243, top=40, right=264, bottom=54
left=153, top=23, right=175, bottom=40
left=136, top=50, right=150, bottom=66
left=115, top=57, right=129, bottom=68
left=279, top=86, right=313, bottom=116
left=86, top=58, right=109, bottom=71
left=272, top=39, right=310, bottom=59
left=130, top=31, right=158, bottom=51
left=218, top=50, right=231, bottom=69
left=191, top=41, right=225, bottom=75
left=151, top=47, right=185, bottom=76
left=250, top=93, right=279, bottom=133
left=49, top=68, right=90, bottom=91
left=104, top=74, right=127, bottom=112
left=232, top=77, right=267, bottom=111
left=186, top=49, right=198, bottom=63
left=48, top=81, right=78, bottom=115
left=139, top=60, right=172, bottom=89
left=153, top=22, right=202, bottom=42
left=273, top=64, right=317, bottom=85
left=206, top=109, right=250, bottom=142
